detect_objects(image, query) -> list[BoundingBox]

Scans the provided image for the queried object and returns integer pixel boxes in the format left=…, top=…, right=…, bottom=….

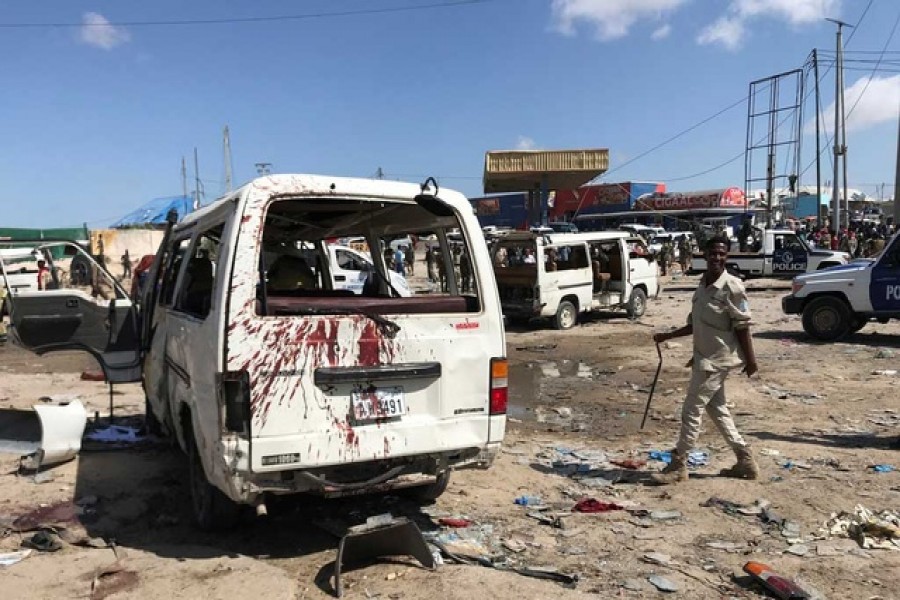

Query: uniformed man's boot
left=652, top=450, right=688, bottom=485
left=719, top=445, right=759, bottom=480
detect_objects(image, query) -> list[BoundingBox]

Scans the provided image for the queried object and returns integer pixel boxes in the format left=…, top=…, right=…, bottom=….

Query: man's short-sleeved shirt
left=688, top=271, right=752, bottom=371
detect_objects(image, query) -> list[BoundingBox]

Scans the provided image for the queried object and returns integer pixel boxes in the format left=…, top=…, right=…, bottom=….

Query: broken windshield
left=254, top=196, right=482, bottom=316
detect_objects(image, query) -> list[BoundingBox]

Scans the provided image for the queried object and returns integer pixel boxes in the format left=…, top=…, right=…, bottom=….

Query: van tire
left=554, top=300, right=578, bottom=330
left=70, top=254, right=93, bottom=286
left=802, top=296, right=851, bottom=341
left=407, top=471, right=451, bottom=503
left=626, top=288, right=647, bottom=318
left=188, top=433, right=241, bottom=531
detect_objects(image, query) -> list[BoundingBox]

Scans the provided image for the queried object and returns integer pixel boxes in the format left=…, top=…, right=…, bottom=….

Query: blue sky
left=1, top=0, right=898, bottom=228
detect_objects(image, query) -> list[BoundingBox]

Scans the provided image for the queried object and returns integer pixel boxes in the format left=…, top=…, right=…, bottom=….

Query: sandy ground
left=1, top=273, right=898, bottom=599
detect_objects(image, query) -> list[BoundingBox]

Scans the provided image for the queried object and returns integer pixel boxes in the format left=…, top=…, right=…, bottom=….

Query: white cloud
left=651, top=23, right=672, bottom=40
left=551, top=0, right=687, bottom=41
left=696, top=16, right=745, bottom=50
left=698, top=0, right=840, bottom=50
left=516, top=136, right=537, bottom=150
left=79, top=12, right=131, bottom=50
left=804, top=75, right=900, bottom=134
left=732, top=0, right=840, bottom=26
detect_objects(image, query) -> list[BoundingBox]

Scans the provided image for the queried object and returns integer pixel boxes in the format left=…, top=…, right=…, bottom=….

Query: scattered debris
left=871, top=370, right=898, bottom=376
left=0, top=549, right=32, bottom=567
left=869, top=464, right=895, bottom=473
left=874, top=348, right=895, bottom=359
left=742, top=561, right=810, bottom=600
left=649, top=510, right=682, bottom=521
left=515, top=344, right=557, bottom=353
left=649, top=450, right=672, bottom=463
left=621, top=578, right=643, bottom=592
left=438, top=517, right=472, bottom=528
left=610, top=458, right=646, bottom=470
left=90, top=560, right=140, bottom=600
left=785, top=544, right=809, bottom=557
left=686, top=451, right=709, bottom=467
left=647, top=574, right=679, bottom=593
left=514, top=495, right=543, bottom=507
left=820, top=505, right=900, bottom=550
left=22, top=530, right=63, bottom=552
left=86, top=425, right=143, bottom=444
left=642, top=552, right=671, bottom=566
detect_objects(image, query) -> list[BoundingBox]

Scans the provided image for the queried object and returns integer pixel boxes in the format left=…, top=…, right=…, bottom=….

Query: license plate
left=351, top=387, right=405, bottom=421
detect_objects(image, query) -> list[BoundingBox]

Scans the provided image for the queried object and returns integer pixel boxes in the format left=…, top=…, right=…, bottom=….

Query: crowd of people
left=802, top=220, right=894, bottom=258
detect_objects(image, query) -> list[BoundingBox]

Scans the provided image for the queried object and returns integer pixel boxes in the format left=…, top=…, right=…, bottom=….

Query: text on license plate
left=351, top=387, right=405, bottom=420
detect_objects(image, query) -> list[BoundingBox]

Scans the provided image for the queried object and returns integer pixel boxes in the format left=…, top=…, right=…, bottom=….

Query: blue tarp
left=111, top=195, right=193, bottom=227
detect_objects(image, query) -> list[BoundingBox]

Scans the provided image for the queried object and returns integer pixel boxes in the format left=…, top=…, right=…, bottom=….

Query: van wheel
left=407, top=471, right=451, bottom=503
left=802, top=296, right=851, bottom=341
left=626, top=288, right=647, bottom=318
left=188, top=435, right=241, bottom=531
left=70, top=254, right=93, bottom=286
left=554, top=300, right=578, bottom=330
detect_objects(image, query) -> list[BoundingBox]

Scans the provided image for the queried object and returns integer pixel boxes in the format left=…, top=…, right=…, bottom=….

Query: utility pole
left=193, top=147, right=202, bottom=210
left=181, top=156, right=188, bottom=199
left=375, top=167, right=384, bottom=179
left=826, top=18, right=852, bottom=231
left=813, top=49, right=823, bottom=229
left=223, top=126, right=234, bottom=193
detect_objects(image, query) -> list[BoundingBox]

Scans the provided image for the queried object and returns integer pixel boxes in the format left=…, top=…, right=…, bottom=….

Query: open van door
left=1, top=241, right=142, bottom=383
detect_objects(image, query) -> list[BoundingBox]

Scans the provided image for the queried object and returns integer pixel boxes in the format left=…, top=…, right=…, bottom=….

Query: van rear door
left=226, top=182, right=505, bottom=472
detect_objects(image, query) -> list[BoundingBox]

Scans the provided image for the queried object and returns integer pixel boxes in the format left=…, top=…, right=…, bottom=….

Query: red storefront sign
left=634, top=187, right=745, bottom=210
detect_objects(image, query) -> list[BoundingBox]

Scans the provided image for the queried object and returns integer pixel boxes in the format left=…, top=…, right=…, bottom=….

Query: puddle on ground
left=508, top=360, right=616, bottom=420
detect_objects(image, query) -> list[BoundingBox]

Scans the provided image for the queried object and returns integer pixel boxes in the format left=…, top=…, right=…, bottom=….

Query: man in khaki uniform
left=652, top=235, right=759, bottom=483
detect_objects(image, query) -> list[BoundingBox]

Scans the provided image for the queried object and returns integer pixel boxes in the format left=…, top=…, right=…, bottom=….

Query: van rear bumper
left=241, top=445, right=495, bottom=497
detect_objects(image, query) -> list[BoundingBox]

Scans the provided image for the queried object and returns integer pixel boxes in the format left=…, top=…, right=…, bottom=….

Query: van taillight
left=221, top=371, right=250, bottom=433
left=489, top=358, right=508, bottom=415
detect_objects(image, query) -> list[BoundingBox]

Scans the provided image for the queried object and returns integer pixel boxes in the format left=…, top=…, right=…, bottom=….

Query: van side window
left=174, top=225, right=224, bottom=319
left=158, top=239, right=191, bottom=307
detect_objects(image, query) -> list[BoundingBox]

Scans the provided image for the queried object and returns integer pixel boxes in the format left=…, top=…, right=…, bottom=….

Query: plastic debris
left=820, top=505, right=900, bottom=550
left=0, top=549, right=32, bottom=567
left=514, top=495, right=543, bottom=507
left=872, top=369, right=898, bottom=376
left=649, top=509, right=682, bottom=521
left=785, top=544, right=809, bottom=557
left=647, top=574, right=679, bottom=593
left=874, top=348, right=895, bottom=359
left=743, top=561, right=810, bottom=600
left=686, top=451, right=710, bottom=467
left=572, top=498, right=623, bottom=513
left=86, top=425, right=143, bottom=443
left=870, top=464, right=895, bottom=473
left=649, top=450, right=672, bottom=464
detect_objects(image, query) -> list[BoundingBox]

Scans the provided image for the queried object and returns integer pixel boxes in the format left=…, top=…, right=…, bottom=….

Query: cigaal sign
left=635, top=187, right=746, bottom=211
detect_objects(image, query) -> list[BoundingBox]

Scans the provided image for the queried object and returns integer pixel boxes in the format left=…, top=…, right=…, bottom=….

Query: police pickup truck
left=691, top=228, right=849, bottom=278
left=782, top=231, right=900, bottom=341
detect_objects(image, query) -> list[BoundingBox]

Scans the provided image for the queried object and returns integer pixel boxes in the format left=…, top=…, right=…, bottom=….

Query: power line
left=0, top=0, right=499, bottom=29
left=845, top=9, right=900, bottom=121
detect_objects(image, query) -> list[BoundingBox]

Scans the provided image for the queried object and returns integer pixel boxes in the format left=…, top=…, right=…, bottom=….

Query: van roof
left=499, top=231, right=628, bottom=243
left=178, top=174, right=467, bottom=229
